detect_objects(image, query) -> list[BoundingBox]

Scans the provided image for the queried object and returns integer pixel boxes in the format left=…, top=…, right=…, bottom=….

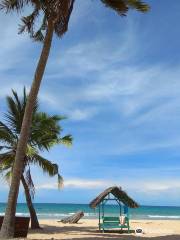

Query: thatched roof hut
left=89, top=186, right=139, bottom=209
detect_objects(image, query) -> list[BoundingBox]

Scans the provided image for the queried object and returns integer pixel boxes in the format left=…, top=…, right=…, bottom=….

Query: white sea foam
left=0, top=212, right=30, bottom=217
left=1, top=212, right=180, bottom=220
left=84, top=213, right=97, bottom=217
left=0, top=212, right=68, bottom=217
left=36, top=213, right=71, bottom=218
left=16, top=213, right=30, bottom=216
left=0, top=212, right=97, bottom=218
left=148, top=215, right=180, bottom=219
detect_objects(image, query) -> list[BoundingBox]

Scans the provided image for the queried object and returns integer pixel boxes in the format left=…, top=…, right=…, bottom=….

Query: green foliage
left=0, top=88, right=72, bottom=198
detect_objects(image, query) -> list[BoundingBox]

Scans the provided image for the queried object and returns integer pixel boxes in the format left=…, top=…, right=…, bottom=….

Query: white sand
left=26, top=219, right=180, bottom=239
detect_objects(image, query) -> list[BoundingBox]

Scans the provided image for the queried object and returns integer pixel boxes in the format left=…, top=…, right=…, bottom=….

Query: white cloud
left=36, top=177, right=180, bottom=195
left=142, top=182, right=180, bottom=192
left=69, top=108, right=97, bottom=121
left=37, top=178, right=114, bottom=190
left=65, top=179, right=113, bottom=189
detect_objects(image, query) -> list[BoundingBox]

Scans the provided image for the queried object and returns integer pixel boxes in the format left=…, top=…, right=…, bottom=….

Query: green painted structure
left=98, top=193, right=130, bottom=232
left=89, top=186, right=139, bottom=233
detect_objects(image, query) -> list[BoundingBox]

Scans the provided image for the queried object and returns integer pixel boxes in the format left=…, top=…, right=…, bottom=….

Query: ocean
left=0, top=203, right=180, bottom=220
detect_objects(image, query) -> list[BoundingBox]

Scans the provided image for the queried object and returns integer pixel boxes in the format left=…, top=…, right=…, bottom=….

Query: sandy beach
left=26, top=219, right=180, bottom=239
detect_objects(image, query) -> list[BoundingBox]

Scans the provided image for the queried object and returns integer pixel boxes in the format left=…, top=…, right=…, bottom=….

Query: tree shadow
left=28, top=224, right=180, bottom=240
left=60, top=236, right=180, bottom=240
left=29, top=224, right=98, bottom=234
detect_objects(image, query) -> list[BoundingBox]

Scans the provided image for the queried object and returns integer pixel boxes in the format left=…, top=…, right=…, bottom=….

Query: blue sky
left=1, top=0, right=180, bottom=206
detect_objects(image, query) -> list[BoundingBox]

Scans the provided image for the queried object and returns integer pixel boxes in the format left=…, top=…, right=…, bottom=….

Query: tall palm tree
left=0, top=0, right=149, bottom=237
left=0, top=89, right=72, bottom=229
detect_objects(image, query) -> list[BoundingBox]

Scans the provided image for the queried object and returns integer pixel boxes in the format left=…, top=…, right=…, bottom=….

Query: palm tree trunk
left=21, top=175, right=40, bottom=229
left=0, top=20, right=54, bottom=239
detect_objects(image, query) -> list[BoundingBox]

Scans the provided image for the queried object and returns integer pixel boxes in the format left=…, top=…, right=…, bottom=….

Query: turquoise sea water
left=0, top=203, right=180, bottom=220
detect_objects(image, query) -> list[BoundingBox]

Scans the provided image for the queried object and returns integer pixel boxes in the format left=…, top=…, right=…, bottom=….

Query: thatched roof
left=89, top=186, right=139, bottom=209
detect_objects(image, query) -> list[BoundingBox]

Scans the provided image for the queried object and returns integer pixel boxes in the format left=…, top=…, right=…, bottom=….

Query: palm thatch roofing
left=89, top=186, right=139, bottom=209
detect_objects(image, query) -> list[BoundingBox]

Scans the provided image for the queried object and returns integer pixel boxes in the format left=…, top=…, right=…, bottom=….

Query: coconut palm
left=0, top=89, right=72, bottom=229
left=0, top=0, right=149, bottom=237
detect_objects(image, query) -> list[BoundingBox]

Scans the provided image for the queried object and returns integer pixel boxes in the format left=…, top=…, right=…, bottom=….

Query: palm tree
left=0, top=89, right=72, bottom=229
left=0, top=0, right=149, bottom=237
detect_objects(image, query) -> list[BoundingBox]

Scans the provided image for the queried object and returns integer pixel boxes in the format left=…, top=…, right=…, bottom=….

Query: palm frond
left=0, top=161, right=12, bottom=174
left=19, top=6, right=40, bottom=37
left=30, top=154, right=63, bottom=189
left=4, top=88, right=38, bottom=134
left=0, top=145, right=11, bottom=151
left=4, top=170, right=12, bottom=184
left=5, top=102, right=21, bottom=133
left=26, top=144, right=38, bottom=157
left=0, top=0, right=30, bottom=12
left=0, top=151, right=14, bottom=167
left=31, top=113, right=65, bottom=151
left=0, top=152, right=13, bottom=185
left=32, top=15, right=48, bottom=42
left=31, top=154, right=59, bottom=176
left=33, top=29, right=44, bottom=42
left=0, top=121, right=16, bottom=145
left=53, top=0, right=75, bottom=37
left=0, top=164, right=11, bottom=172
left=100, top=0, right=149, bottom=16
left=127, top=0, right=150, bottom=12
left=58, top=173, right=63, bottom=189
left=58, top=135, right=73, bottom=147
left=5, top=89, right=26, bottom=133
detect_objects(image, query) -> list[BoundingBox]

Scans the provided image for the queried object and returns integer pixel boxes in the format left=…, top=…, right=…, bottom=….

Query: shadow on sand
left=28, top=223, right=180, bottom=240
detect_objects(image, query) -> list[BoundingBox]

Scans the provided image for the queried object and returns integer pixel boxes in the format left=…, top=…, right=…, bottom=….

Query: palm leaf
left=4, top=88, right=38, bottom=134
left=0, top=145, right=11, bottom=151
left=101, top=0, right=149, bottom=15
left=4, top=170, right=12, bottom=184
left=30, top=154, right=59, bottom=176
left=0, top=151, right=14, bottom=167
left=0, top=0, right=28, bottom=11
left=19, top=6, right=40, bottom=37
left=58, top=135, right=73, bottom=147
left=58, top=173, right=63, bottom=189
left=30, top=154, right=63, bottom=189
left=5, top=95, right=24, bottom=133
left=31, top=113, right=65, bottom=151
left=0, top=162, right=11, bottom=173
left=127, top=0, right=150, bottom=12
left=0, top=152, right=13, bottom=185
left=0, top=121, right=16, bottom=145
left=53, top=0, right=75, bottom=37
